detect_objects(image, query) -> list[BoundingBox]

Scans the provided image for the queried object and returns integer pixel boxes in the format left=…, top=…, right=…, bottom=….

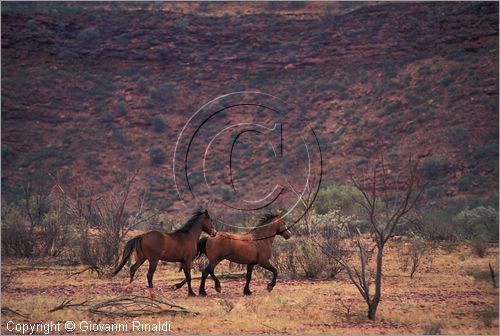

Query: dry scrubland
left=1, top=240, right=498, bottom=335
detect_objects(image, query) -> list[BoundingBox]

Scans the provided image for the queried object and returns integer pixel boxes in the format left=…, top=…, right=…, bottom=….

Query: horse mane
left=174, top=209, right=206, bottom=233
left=254, top=213, right=279, bottom=228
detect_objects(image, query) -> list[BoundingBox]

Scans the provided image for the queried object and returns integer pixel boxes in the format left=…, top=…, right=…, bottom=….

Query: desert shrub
left=84, top=153, right=102, bottom=168
left=420, top=158, right=449, bottom=180
left=1, top=269, right=17, bottom=290
left=453, top=206, right=498, bottom=241
left=445, top=48, right=466, bottom=61
left=314, top=183, right=361, bottom=215
left=407, top=209, right=456, bottom=241
left=288, top=1, right=306, bottom=9
left=398, top=237, right=434, bottom=277
left=158, top=47, right=169, bottom=61
left=77, top=26, right=100, bottom=42
left=476, top=308, right=498, bottom=327
left=151, top=115, right=166, bottom=132
left=423, top=322, right=442, bottom=335
left=100, top=110, right=115, bottom=123
left=470, top=237, right=487, bottom=258
left=137, top=77, right=148, bottom=93
left=149, top=146, right=166, bottom=165
left=112, top=128, right=128, bottom=144
left=457, top=174, right=473, bottom=192
left=467, top=267, right=499, bottom=287
left=145, top=96, right=154, bottom=109
left=1, top=193, right=74, bottom=258
left=115, top=101, right=127, bottom=116
left=295, top=239, right=340, bottom=278
left=469, top=143, right=499, bottom=174
left=271, top=236, right=342, bottom=280
left=271, top=239, right=300, bottom=279
left=440, top=76, right=453, bottom=87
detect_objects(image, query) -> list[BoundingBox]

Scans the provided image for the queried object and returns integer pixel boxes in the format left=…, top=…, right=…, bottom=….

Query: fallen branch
left=89, top=295, right=197, bottom=317
left=67, top=265, right=101, bottom=279
left=260, top=322, right=287, bottom=334
left=1, top=306, right=29, bottom=318
left=49, top=298, right=91, bottom=313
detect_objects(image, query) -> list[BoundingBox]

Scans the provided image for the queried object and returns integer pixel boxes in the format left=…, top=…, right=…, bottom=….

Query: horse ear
left=204, top=209, right=208, bottom=216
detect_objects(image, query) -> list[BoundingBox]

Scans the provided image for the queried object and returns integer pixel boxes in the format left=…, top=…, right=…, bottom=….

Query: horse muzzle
left=210, top=231, right=217, bottom=238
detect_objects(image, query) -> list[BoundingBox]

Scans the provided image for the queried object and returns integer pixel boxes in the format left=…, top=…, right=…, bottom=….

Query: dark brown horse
left=196, top=213, right=290, bottom=296
left=112, top=209, right=217, bottom=297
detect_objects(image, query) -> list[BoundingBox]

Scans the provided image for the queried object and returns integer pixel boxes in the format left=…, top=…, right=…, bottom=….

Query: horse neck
left=188, top=220, right=204, bottom=241
left=250, top=223, right=277, bottom=244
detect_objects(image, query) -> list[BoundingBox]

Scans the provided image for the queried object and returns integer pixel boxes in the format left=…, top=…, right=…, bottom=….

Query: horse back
left=206, top=232, right=269, bottom=265
left=142, top=230, right=196, bottom=262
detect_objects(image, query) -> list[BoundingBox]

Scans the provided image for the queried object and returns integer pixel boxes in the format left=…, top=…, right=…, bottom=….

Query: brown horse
left=112, top=209, right=217, bottom=297
left=196, top=213, right=290, bottom=296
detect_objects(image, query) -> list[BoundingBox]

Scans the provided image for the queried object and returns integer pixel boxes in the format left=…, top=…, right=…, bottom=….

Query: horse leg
left=125, top=255, right=146, bottom=293
left=182, top=261, right=196, bottom=297
left=147, top=259, right=159, bottom=298
left=199, top=265, right=211, bottom=296
left=200, top=261, right=221, bottom=295
left=210, top=268, right=222, bottom=293
left=259, top=262, right=278, bottom=292
left=172, top=262, right=187, bottom=290
left=243, top=264, right=254, bottom=296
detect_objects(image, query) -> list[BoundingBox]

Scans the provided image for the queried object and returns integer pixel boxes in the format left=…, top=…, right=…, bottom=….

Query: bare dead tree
left=20, top=179, right=51, bottom=257
left=56, top=169, right=157, bottom=271
left=318, top=154, right=426, bottom=320
left=79, top=170, right=156, bottom=266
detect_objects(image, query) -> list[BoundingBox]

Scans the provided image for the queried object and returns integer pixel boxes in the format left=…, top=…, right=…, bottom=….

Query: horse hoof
left=215, top=286, right=222, bottom=293
left=188, top=292, right=196, bottom=297
left=199, top=291, right=207, bottom=297
left=267, top=284, right=274, bottom=292
left=243, top=290, right=252, bottom=296
left=124, top=285, right=133, bottom=293
left=171, top=284, right=179, bottom=290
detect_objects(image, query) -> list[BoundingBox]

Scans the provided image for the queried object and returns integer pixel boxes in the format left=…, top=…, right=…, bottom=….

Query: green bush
left=476, top=308, right=498, bottom=327
left=137, top=77, right=148, bottom=94
left=151, top=115, right=166, bottom=132
left=469, top=143, right=498, bottom=174
left=314, top=183, right=361, bottom=215
left=420, top=158, right=449, bottom=180
left=77, top=26, right=100, bottom=42
left=100, top=111, right=114, bottom=123
left=457, top=175, right=473, bottom=192
left=158, top=47, right=169, bottom=61
left=445, top=48, right=466, bottom=61
left=422, top=322, right=442, bottom=335
left=115, top=101, right=127, bottom=116
left=149, top=146, right=166, bottom=165
left=453, top=206, right=498, bottom=241
left=471, top=237, right=487, bottom=258
left=379, top=100, right=402, bottom=117
left=84, top=153, right=102, bottom=168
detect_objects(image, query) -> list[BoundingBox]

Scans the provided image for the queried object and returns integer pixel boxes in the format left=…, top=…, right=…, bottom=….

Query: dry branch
left=88, top=295, right=196, bottom=317
left=1, top=306, right=29, bottom=318
left=67, top=265, right=101, bottom=279
left=49, top=298, right=91, bottom=312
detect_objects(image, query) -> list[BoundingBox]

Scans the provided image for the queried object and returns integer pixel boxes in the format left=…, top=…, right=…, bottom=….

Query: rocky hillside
left=2, top=2, right=498, bottom=211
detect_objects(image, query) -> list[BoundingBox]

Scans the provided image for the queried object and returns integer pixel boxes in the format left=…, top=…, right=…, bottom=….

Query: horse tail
left=196, top=237, right=208, bottom=259
left=112, top=235, right=142, bottom=276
